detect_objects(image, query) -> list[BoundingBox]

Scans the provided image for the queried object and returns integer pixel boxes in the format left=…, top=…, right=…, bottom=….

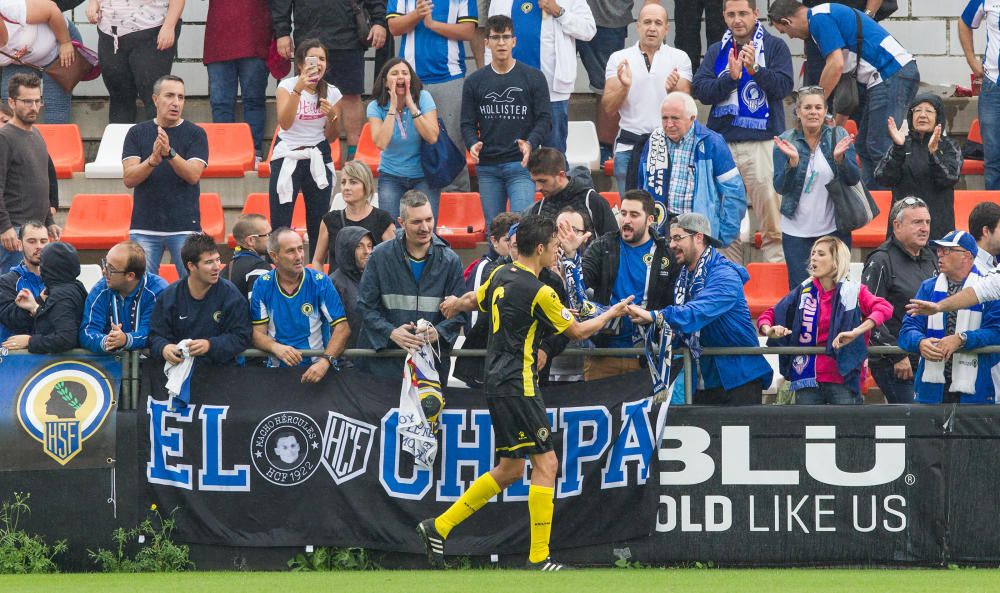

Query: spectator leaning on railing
left=758, top=235, right=892, bottom=405
left=862, top=197, right=937, bottom=404
left=79, top=240, right=169, bottom=354
left=901, top=231, right=1000, bottom=404
left=330, top=226, right=374, bottom=349
left=0, top=221, right=46, bottom=341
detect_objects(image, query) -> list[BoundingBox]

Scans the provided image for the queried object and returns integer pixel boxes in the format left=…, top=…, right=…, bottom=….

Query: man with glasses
left=767, top=0, right=919, bottom=190
left=557, top=190, right=678, bottom=380
left=524, top=147, right=618, bottom=236
left=461, top=15, right=552, bottom=226
left=79, top=241, right=169, bottom=354
left=862, top=197, right=938, bottom=403
left=149, top=233, right=251, bottom=367
left=0, top=74, right=60, bottom=274
left=0, top=221, right=47, bottom=342
left=900, top=230, right=1000, bottom=404
left=226, top=214, right=273, bottom=302
left=626, top=212, right=771, bottom=405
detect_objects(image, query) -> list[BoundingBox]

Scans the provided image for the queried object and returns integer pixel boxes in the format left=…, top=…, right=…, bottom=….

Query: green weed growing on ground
left=0, top=492, right=66, bottom=574
left=88, top=504, right=194, bottom=572
left=287, top=547, right=382, bottom=571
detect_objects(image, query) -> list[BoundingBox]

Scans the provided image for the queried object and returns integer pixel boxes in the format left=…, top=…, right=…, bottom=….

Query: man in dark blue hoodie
left=692, top=0, right=793, bottom=265
left=0, top=221, right=47, bottom=341
left=149, top=233, right=251, bottom=366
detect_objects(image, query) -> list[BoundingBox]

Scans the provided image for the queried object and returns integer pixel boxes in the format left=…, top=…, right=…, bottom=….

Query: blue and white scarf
left=923, top=268, right=984, bottom=394
left=644, top=127, right=696, bottom=231
left=789, top=286, right=821, bottom=391
left=711, top=23, right=769, bottom=130
left=672, top=245, right=715, bottom=359
left=510, top=0, right=542, bottom=69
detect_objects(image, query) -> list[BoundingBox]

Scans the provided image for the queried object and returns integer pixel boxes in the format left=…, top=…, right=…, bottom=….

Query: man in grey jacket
left=356, top=191, right=466, bottom=378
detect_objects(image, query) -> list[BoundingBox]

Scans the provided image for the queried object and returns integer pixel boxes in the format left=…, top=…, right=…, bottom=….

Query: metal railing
left=19, top=344, right=1000, bottom=410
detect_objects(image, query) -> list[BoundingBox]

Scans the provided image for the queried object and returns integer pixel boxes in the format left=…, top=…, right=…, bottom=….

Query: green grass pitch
left=2, top=569, right=999, bottom=593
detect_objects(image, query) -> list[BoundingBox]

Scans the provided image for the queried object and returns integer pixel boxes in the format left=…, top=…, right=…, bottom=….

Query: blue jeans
left=781, top=229, right=853, bottom=290
left=871, top=363, right=915, bottom=404
left=377, top=173, right=440, bottom=221
left=613, top=149, right=632, bottom=197
left=795, top=382, right=862, bottom=405
left=980, top=77, right=1000, bottom=190
left=207, top=58, right=268, bottom=154
left=577, top=26, right=627, bottom=92
left=858, top=61, right=920, bottom=189
left=476, top=161, right=536, bottom=226
left=547, top=100, right=569, bottom=153
left=130, top=232, right=188, bottom=279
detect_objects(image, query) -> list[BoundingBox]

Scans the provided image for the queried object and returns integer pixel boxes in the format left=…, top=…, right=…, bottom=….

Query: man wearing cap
left=626, top=212, right=771, bottom=405
left=899, top=230, right=1000, bottom=404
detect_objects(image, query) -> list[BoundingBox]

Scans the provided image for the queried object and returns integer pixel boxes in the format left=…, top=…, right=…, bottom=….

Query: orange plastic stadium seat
left=61, top=194, right=133, bottom=250
left=157, top=267, right=179, bottom=284
left=355, top=123, right=381, bottom=175
left=198, top=123, right=255, bottom=178
left=226, top=193, right=307, bottom=247
left=200, top=193, right=225, bottom=243
left=600, top=191, right=620, bottom=209
left=437, top=192, right=486, bottom=249
left=603, top=158, right=614, bottom=177
left=955, top=190, right=1000, bottom=233
left=851, top=190, right=893, bottom=248
left=744, top=263, right=790, bottom=320
left=258, top=127, right=344, bottom=178
left=961, top=119, right=985, bottom=176
left=842, top=119, right=858, bottom=137
left=36, top=124, right=84, bottom=179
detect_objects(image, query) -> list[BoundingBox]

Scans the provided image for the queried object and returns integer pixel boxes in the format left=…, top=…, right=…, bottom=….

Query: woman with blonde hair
left=311, top=160, right=394, bottom=271
left=757, top=235, right=892, bottom=405
left=772, top=86, right=859, bottom=289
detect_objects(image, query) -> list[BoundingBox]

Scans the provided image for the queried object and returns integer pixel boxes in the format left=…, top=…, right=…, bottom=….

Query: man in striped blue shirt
left=389, top=0, right=479, bottom=190
left=769, top=0, right=920, bottom=190
left=960, top=0, right=1000, bottom=191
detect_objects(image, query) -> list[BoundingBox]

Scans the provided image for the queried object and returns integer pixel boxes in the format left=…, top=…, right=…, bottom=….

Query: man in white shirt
left=488, top=0, right=596, bottom=152
left=601, top=3, right=692, bottom=196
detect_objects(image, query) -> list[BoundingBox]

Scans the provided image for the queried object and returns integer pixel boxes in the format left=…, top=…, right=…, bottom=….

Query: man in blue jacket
left=627, top=212, right=772, bottom=405
left=356, top=190, right=466, bottom=379
left=0, top=221, right=46, bottom=341
left=79, top=241, right=169, bottom=354
left=693, top=0, right=793, bottom=264
left=149, top=233, right=252, bottom=366
left=635, top=92, right=747, bottom=254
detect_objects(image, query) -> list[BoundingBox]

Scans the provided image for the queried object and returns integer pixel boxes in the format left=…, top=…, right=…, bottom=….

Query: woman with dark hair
left=366, top=57, right=440, bottom=220
left=269, top=39, right=342, bottom=261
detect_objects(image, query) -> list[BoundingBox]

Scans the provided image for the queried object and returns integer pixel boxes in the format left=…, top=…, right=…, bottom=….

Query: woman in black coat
left=874, top=93, right=962, bottom=240
left=1, top=242, right=88, bottom=353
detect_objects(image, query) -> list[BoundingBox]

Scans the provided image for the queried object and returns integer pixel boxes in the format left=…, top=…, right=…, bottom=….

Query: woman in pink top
left=757, top=236, right=893, bottom=405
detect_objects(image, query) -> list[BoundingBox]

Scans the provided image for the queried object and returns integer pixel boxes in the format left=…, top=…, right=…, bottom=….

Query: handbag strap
left=0, top=47, right=43, bottom=73
left=850, top=9, right=863, bottom=77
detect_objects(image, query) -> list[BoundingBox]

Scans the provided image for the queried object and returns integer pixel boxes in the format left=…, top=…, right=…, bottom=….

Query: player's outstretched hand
left=906, top=299, right=940, bottom=317
left=608, top=295, right=634, bottom=318
left=626, top=303, right=652, bottom=325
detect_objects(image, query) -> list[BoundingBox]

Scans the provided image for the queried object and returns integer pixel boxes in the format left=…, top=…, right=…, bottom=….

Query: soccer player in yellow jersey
left=419, top=214, right=632, bottom=570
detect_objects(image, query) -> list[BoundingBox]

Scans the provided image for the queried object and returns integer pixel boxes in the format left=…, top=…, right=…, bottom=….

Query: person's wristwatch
left=164, top=148, right=177, bottom=160
left=959, top=332, right=969, bottom=348
left=864, top=8, right=874, bottom=16
left=556, top=6, right=565, bottom=17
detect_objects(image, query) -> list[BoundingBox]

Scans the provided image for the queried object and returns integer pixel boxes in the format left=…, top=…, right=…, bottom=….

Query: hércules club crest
left=16, top=361, right=114, bottom=464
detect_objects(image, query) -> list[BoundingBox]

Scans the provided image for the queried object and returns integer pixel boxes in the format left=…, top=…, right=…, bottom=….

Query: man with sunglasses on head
left=79, top=241, right=169, bottom=354
left=767, top=0, right=919, bottom=190
left=862, top=197, right=937, bottom=403
left=225, top=214, right=273, bottom=302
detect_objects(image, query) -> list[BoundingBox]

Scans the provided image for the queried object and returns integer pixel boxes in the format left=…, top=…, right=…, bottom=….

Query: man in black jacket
left=862, top=197, right=937, bottom=403
left=524, top=147, right=618, bottom=237
left=225, top=214, right=272, bottom=302
left=558, top=189, right=678, bottom=380
left=331, top=226, right=373, bottom=349
left=149, top=233, right=251, bottom=366
left=271, top=0, right=389, bottom=160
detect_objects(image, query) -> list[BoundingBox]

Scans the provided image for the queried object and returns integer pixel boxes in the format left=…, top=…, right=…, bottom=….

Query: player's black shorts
left=487, top=395, right=554, bottom=459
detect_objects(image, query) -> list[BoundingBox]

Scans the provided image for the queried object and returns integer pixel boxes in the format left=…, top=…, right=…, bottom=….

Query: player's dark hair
left=526, top=147, right=566, bottom=176
left=621, top=189, right=656, bottom=218
left=725, top=0, right=756, bottom=9
left=489, top=212, right=520, bottom=241
left=969, top=202, right=1000, bottom=241
left=181, top=233, right=219, bottom=272
left=516, top=214, right=556, bottom=256
left=487, top=15, right=514, bottom=35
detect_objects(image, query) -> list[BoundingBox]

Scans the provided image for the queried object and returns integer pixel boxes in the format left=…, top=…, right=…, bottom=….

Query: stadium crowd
left=1, top=0, right=1000, bottom=408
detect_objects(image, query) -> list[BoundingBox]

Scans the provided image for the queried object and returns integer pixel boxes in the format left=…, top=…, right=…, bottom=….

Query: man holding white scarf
left=899, top=231, right=1000, bottom=404
left=692, top=0, right=793, bottom=264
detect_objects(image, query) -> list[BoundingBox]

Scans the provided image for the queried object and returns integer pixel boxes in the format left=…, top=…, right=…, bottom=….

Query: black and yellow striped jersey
left=476, top=261, right=573, bottom=398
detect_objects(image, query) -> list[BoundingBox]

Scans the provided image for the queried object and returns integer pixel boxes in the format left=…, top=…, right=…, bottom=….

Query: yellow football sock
left=528, top=485, right=555, bottom=563
left=434, top=473, right=501, bottom=539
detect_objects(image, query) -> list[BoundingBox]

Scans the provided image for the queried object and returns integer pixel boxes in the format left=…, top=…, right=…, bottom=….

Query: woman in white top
left=87, top=0, right=183, bottom=123
left=772, top=86, right=859, bottom=290
left=270, top=38, right=342, bottom=261
left=0, top=0, right=76, bottom=123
